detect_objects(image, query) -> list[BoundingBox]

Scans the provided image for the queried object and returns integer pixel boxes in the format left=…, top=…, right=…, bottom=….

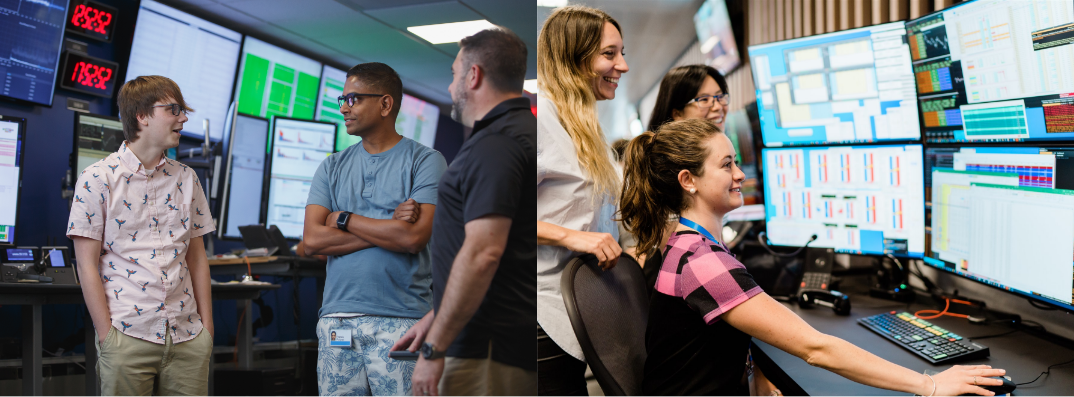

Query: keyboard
left=858, top=311, right=990, bottom=364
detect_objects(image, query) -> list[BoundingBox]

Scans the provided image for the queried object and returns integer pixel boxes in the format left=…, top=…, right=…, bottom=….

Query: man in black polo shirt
left=392, top=27, right=535, bottom=396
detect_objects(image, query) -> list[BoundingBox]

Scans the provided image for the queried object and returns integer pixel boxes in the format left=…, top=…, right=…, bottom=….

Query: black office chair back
left=561, top=254, right=648, bottom=396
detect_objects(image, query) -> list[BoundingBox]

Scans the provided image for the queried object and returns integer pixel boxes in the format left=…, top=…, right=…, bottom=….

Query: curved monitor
left=749, top=21, right=922, bottom=147
left=907, top=0, right=1074, bottom=143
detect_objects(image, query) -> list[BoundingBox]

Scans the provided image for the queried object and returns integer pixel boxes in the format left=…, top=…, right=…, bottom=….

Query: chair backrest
left=561, top=254, right=649, bottom=396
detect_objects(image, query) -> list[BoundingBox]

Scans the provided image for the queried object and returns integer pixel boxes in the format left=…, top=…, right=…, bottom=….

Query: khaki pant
left=439, top=342, right=536, bottom=396
left=94, top=325, right=213, bottom=396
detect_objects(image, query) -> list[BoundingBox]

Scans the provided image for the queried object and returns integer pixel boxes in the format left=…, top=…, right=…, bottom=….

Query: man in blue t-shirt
left=302, top=62, right=447, bottom=396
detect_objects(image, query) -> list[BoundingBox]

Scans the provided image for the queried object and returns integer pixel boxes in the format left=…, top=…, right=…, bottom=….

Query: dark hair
left=611, top=138, right=629, bottom=162
left=646, top=64, right=728, bottom=132
left=346, top=62, right=403, bottom=117
left=459, top=27, right=527, bottom=93
left=117, top=76, right=193, bottom=142
left=620, top=119, right=722, bottom=252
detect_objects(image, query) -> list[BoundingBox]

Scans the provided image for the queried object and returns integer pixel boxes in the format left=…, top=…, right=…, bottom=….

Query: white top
left=537, top=95, right=619, bottom=362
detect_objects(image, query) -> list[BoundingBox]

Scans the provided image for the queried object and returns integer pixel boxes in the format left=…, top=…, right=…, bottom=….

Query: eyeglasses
left=686, top=93, right=731, bottom=108
left=337, top=93, right=387, bottom=108
left=152, top=103, right=188, bottom=116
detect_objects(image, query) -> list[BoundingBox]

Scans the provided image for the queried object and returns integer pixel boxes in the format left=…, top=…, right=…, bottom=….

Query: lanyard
left=679, top=217, right=721, bottom=246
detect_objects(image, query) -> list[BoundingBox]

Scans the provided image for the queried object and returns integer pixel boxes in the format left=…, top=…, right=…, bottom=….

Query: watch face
left=420, top=343, right=431, bottom=358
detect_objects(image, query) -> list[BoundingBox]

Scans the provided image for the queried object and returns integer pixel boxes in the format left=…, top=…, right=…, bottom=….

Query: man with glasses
left=67, top=75, right=215, bottom=395
left=302, top=62, right=447, bottom=396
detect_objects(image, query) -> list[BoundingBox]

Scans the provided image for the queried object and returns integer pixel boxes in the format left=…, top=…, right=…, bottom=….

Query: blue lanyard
left=679, top=217, right=721, bottom=246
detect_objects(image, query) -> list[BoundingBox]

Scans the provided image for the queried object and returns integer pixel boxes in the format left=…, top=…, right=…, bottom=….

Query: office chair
left=561, top=254, right=648, bottom=396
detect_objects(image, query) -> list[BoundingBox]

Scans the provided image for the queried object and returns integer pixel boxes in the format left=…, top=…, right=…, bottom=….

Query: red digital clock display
left=59, top=52, right=119, bottom=98
left=65, top=0, right=117, bottom=42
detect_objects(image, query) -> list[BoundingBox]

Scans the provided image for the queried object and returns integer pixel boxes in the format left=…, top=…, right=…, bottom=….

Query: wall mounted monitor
left=73, top=113, right=124, bottom=174
left=925, top=146, right=1074, bottom=312
left=762, top=144, right=925, bottom=257
left=0, top=0, right=69, bottom=106
left=749, top=21, right=922, bottom=147
left=217, top=114, right=269, bottom=240
left=908, top=0, right=1074, bottom=143
left=693, top=0, right=740, bottom=74
left=263, top=117, right=336, bottom=239
left=0, top=115, right=26, bottom=244
left=315, top=65, right=351, bottom=150
left=124, top=0, right=242, bottom=141
left=234, top=37, right=321, bottom=120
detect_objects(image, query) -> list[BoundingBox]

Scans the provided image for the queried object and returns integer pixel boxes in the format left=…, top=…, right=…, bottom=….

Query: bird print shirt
left=67, top=141, right=216, bottom=345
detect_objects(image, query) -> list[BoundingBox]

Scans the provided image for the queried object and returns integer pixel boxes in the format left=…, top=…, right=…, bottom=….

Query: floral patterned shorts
left=317, top=315, right=418, bottom=396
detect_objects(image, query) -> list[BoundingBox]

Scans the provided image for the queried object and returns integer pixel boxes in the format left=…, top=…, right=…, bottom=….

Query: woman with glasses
left=647, top=64, right=730, bottom=132
left=537, top=5, right=629, bottom=395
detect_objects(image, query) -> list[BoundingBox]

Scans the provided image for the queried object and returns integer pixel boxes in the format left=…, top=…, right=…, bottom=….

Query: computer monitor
left=748, top=21, right=922, bottom=147
left=234, top=37, right=321, bottom=120
left=217, top=114, right=269, bottom=240
left=123, top=0, right=242, bottom=141
left=761, top=144, right=925, bottom=257
left=925, top=146, right=1074, bottom=312
left=0, top=0, right=68, bottom=106
left=262, top=117, right=336, bottom=239
left=73, top=113, right=175, bottom=175
left=908, top=0, right=1074, bottom=143
left=724, top=108, right=762, bottom=205
left=693, top=0, right=740, bottom=74
left=0, top=116, right=26, bottom=244
left=397, top=94, right=439, bottom=149
left=315, top=65, right=352, bottom=151
left=73, top=113, right=124, bottom=175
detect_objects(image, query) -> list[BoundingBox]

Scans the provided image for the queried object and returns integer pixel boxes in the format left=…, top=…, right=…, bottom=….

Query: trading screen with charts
left=762, top=144, right=925, bottom=257
left=908, top=0, right=1074, bottom=143
left=925, top=146, right=1074, bottom=311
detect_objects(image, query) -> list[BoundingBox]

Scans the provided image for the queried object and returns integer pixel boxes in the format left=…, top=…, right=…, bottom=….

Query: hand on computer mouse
left=929, top=365, right=1007, bottom=396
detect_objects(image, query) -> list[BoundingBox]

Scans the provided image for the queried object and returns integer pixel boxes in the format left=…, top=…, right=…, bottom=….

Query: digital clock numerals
left=71, top=61, right=112, bottom=90
left=71, top=4, right=113, bottom=35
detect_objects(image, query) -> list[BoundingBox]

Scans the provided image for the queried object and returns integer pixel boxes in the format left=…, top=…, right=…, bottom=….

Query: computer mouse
left=982, top=376, right=1016, bottom=395
left=961, top=376, right=1015, bottom=396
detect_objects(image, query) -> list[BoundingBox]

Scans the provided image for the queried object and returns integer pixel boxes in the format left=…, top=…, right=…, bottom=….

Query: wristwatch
left=420, top=342, right=446, bottom=360
left=336, top=211, right=352, bottom=230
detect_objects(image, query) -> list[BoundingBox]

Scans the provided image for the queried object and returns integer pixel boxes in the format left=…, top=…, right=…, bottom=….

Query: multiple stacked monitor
left=751, top=0, right=1074, bottom=313
left=1, top=0, right=442, bottom=246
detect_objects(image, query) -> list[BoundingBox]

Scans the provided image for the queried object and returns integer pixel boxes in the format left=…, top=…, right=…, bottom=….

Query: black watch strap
left=421, top=342, right=446, bottom=360
left=336, top=211, right=352, bottom=230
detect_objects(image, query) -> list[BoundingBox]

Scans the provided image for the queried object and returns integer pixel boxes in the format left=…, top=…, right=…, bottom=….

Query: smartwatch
left=336, top=211, right=352, bottom=230
left=420, top=342, right=446, bottom=360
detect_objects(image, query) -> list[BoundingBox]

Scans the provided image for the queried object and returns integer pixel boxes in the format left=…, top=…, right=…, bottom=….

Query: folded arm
left=330, top=203, right=436, bottom=254
left=302, top=204, right=375, bottom=256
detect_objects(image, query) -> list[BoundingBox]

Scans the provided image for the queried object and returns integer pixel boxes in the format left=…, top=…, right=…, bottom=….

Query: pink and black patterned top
left=653, top=230, right=763, bottom=324
left=644, top=230, right=763, bottom=395
left=67, top=141, right=215, bottom=345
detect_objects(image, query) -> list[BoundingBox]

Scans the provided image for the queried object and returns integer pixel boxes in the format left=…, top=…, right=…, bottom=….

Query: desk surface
left=755, top=293, right=1074, bottom=395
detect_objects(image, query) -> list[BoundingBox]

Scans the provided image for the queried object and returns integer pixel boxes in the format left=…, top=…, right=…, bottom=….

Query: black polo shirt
left=430, top=97, right=536, bottom=371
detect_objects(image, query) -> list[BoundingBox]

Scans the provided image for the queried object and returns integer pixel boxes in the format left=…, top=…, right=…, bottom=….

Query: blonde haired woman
left=537, top=5, right=629, bottom=395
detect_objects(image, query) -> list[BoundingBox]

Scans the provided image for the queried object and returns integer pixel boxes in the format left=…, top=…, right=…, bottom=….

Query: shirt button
left=366, top=182, right=372, bottom=187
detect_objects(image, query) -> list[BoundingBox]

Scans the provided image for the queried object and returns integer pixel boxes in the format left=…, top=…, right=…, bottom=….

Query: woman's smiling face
left=590, top=21, right=629, bottom=101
